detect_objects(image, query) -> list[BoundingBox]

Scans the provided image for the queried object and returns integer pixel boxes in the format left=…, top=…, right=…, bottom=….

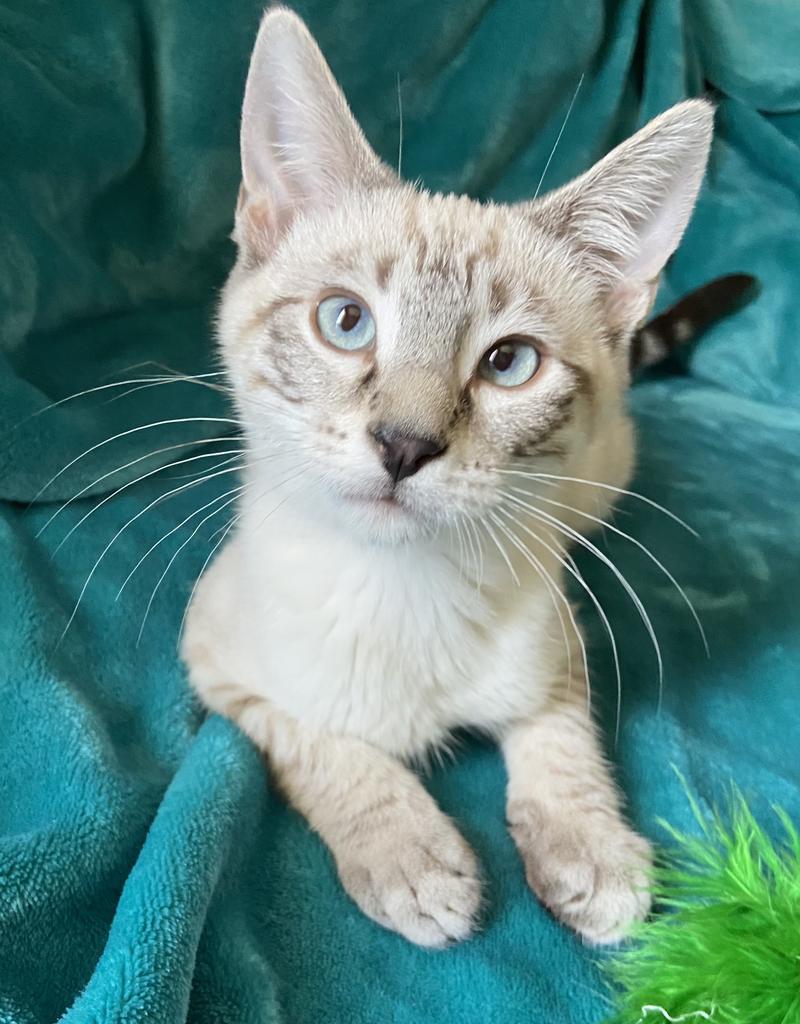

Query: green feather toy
left=604, top=793, right=800, bottom=1024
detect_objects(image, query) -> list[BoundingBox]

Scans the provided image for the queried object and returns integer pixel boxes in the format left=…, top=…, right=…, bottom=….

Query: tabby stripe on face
left=428, top=250, right=452, bottom=279
left=449, top=385, right=473, bottom=430
left=482, top=228, right=500, bottom=263
left=330, top=249, right=359, bottom=272
left=244, top=295, right=304, bottom=339
left=489, top=277, right=509, bottom=318
left=375, top=254, right=396, bottom=290
left=358, top=365, right=377, bottom=392
left=561, top=359, right=595, bottom=403
left=259, top=322, right=308, bottom=404
left=258, top=365, right=305, bottom=404
left=511, top=392, right=576, bottom=457
left=464, top=251, right=478, bottom=293
left=510, top=365, right=588, bottom=457
left=415, top=236, right=428, bottom=274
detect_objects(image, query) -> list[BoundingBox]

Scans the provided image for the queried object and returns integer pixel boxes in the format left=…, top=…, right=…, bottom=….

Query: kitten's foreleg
left=502, top=693, right=652, bottom=944
left=205, top=681, right=482, bottom=947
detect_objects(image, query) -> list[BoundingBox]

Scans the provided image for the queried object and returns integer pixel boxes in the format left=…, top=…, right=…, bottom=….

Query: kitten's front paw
left=336, top=812, right=482, bottom=948
left=510, top=803, right=652, bottom=945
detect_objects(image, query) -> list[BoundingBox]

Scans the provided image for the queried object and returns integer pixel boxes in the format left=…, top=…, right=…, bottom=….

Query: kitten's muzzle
left=369, top=425, right=447, bottom=485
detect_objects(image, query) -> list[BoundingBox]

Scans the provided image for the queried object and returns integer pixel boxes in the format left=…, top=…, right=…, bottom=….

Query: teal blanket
left=1, top=2, right=799, bottom=1021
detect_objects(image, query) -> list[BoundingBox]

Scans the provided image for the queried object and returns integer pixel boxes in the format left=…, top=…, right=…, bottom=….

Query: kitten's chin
left=339, top=493, right=430, bottom=546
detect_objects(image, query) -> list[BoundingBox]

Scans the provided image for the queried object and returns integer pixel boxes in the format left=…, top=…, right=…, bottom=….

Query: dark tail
left=631, top=273, right=758, bottom=373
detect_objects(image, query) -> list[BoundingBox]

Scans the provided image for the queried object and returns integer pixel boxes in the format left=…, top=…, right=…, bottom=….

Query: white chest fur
left=192, top=495, right=566, bottom=760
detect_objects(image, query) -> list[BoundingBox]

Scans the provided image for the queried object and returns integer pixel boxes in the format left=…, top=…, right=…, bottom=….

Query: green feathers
left=605, top=793, right=800, bottom=1024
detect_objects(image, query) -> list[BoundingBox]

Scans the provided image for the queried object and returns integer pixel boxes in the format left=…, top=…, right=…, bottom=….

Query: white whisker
left=460, top=516, right=481, bottom=591
left=57, top=463, right=247, bottom=644
left=113, top=439, right=292, bottom=597
left=505, top=489, right=661, bottom=728
left=207, top=517, right=237, bottom=544
left=37, top=437, right=241, bottom=537
left=165, top=451, right=246, bottom=481
left=101, top=360, right=226, bottom=382
left=499, top=467, right=699, bottom=537
left=532, top=72, right=585, bottom=203
left=467, top=518, right=486, bottom=591
left=250, top=463, right=314, bottom=533
left=31, top=415, right=239, bottom=503
left=524, top=487, right=709, bottom=665
left=396, top=72, right=404, bottom=177
left=452, top=517, right=467, bottom=582
left=497, top=496, right=622, bottom=736
left=103, top=374, right=233, bottom=405
left=50, top=447, right=245, bottom=553
left=19, top=372, right=227, bottom=424
left=136, top=490, right=244, bottom=645
left=177, top=515, right=240, bottom=649
left=489, top=509, right=576, bottom=688
left=481, top=518, right=520, bottom=586
left=115, top=482, right=247, bottom=600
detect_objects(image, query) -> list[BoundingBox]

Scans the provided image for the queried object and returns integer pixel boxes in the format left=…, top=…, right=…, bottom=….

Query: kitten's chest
left=235, top=528, right=553, bottom=758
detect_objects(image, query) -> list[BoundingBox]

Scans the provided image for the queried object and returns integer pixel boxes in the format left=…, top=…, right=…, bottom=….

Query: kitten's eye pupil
left=478, top=336, right=540, bottom=387
left=337, top=304, right=361, bottom=332
left=315, top=294, right=376, bottom=351
left=489, top=346, right=515, bottom=373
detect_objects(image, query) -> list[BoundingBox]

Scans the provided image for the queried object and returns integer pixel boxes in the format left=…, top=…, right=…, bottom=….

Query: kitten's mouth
left=350, top=493, right=403, bottom=510
left=347, top=490, right=412, bottom=519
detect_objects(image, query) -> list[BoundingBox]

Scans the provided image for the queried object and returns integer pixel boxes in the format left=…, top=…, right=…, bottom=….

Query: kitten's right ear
left=236, top=7, right=393, bottom=262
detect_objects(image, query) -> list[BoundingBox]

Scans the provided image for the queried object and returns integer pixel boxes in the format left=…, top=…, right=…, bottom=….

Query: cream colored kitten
left=182, top=7, right=712, bottom=947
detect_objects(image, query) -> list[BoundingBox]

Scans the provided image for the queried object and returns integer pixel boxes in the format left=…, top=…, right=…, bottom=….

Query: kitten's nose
left=370, top=426, right=446, bottom=484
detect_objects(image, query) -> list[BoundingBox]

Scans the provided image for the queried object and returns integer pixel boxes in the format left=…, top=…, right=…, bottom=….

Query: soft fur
left=182, top=7, right=712, bottom=947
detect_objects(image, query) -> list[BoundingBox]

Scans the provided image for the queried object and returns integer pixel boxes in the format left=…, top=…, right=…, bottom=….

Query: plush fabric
left=1, top=1, right=798, bottom=1022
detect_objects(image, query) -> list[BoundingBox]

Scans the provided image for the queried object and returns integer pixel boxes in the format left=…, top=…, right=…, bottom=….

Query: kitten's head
left=219, top=8, right=712, bottom=545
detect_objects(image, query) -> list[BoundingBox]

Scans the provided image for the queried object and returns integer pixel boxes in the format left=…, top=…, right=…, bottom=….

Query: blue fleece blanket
left=1, top=1, right=799, bottom=1022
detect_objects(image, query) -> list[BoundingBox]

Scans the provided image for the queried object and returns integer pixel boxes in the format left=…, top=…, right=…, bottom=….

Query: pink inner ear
left=236, top=191, right=279, bottom=265
left=605, top=278, right=659, bottom=334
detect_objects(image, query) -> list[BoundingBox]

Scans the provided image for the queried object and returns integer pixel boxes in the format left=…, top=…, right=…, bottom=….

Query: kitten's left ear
left=529, top=100, right=714, bottom=336
left=237, top=7, right=394, bottom=261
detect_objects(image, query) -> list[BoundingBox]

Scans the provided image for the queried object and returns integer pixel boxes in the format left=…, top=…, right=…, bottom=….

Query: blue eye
left=478, top=337, right=540, bottom=387
left=315, top=294, right=376, bottom=351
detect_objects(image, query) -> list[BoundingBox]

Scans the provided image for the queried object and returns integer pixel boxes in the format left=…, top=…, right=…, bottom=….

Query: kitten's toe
left=511, top=807, right=652, bottom=945
left=337, top=816, right=482, bottom=947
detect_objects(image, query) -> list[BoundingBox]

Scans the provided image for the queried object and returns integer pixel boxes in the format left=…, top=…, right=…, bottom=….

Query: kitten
left=182, top=7, right=713, bottom=947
